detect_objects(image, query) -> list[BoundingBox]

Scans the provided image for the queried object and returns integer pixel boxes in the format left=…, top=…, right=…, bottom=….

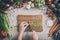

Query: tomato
left=0, top=30, right=8, bottom=38
left=49, top=13, right=52, bottom=17
left=48, top=0, right=52, bottom=4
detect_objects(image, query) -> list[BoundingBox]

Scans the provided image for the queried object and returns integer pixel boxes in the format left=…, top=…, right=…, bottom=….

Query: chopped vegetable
left=29, top=22, right=42, bottom=27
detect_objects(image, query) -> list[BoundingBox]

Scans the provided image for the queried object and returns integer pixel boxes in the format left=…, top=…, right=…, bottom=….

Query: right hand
left=19, top=21, right=29, bottom=33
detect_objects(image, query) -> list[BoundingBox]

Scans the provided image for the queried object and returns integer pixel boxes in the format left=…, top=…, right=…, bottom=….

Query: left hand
left=32, top=31, right=38, bottom=40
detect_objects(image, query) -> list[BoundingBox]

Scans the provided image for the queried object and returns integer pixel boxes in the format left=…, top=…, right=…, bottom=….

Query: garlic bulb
left=28, top=1, right=32, bottom=5
left=47, top=20, right=54, bottom=27
left=31, top=3, right=34, bottom=8
left=26, top=4, right=31, bottom=9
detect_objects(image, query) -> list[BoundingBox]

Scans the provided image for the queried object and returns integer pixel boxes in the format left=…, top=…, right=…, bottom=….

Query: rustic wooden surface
left=17, top=15, right=43, bottom=32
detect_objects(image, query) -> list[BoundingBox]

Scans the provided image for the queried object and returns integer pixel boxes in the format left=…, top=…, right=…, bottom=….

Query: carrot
left=48, top=19, right=58, bottom=36
left=50, top=24, right=59, bottom=36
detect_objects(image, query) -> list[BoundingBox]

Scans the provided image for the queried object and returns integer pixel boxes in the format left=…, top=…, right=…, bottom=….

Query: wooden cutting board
left=17, top=15, right=43, bottom=32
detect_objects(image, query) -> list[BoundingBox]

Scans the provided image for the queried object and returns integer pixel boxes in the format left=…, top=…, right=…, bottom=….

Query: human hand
left=19, top=21, right=29, bottom=33
left=32, top=31, right=38, bottom=40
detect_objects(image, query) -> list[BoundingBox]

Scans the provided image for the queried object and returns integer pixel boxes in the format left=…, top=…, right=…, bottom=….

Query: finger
left=32, top=31, right=36, bottom=36
left=32, top=31, right=38, bottom=40
left=20, top=21, right=28, bottom=27
left=20, top=22, right=24, bottom=27
left=24, top=24, right=29, bottom=29
left=23, top=22, right=29, bottom=27
left=32, top=31, right=35, bottom=34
